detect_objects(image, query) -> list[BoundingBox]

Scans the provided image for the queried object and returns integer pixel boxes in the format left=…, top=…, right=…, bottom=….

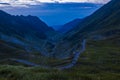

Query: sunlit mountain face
left=0, top=0, right=111, bottom=26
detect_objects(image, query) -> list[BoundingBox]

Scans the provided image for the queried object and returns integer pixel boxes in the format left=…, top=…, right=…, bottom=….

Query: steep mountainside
left=0, top=10, right=54, bottom=39
left=0, top=10, right=56, bottom=59
left=64, top=0, right=120, bottom=41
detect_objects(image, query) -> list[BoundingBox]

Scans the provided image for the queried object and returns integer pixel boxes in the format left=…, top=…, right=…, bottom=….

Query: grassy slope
left=0, top=37, right=120, bottom=80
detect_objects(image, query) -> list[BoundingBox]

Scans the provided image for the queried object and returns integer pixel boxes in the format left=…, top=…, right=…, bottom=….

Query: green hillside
left=0, top=37, right=120, bottom=80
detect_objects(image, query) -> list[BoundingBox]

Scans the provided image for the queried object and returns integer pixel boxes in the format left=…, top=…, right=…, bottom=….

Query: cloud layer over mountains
left=0, top=0, right=110, bottom=7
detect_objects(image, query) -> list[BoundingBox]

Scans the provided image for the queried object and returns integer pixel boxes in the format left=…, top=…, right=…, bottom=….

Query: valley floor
left=0, top=37, right=120, bottom=80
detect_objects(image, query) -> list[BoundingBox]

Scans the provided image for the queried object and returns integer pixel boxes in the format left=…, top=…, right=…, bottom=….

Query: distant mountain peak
left=58, top=18, right=82, bottom=33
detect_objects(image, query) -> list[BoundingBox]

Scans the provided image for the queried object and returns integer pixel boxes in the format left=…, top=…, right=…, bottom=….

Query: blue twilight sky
left=0, top=0, right=110, bottom=26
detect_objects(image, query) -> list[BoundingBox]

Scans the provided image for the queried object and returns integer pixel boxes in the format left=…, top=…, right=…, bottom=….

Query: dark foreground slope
left=0, top=37, right=120, bottom=80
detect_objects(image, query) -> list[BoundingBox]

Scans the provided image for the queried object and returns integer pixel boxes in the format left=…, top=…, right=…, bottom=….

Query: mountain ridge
left=64, top=0, right=120, bottom=41
left=0, top=10, right=56, bottom=57
left=58, top=19, right=82, bottom=33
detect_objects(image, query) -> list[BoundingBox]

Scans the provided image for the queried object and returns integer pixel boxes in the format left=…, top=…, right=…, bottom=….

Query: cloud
left=49, top=0, right=110, bottom=4
left=0, top=3, right=10, bottom=5
left=0, top=0, right=41, bottom=7
left=0, top=0, right=111, bottom=7
left=38, top=0, right=111, bottom=4
left=0, top=2, right=10, bottom=7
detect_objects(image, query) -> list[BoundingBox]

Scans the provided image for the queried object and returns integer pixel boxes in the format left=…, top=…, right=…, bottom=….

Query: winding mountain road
left=11, top=59, right=39, bottom=66
left=58, top=39, right=86, bottom=70
left=11, top=39, right=86, bottom=70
